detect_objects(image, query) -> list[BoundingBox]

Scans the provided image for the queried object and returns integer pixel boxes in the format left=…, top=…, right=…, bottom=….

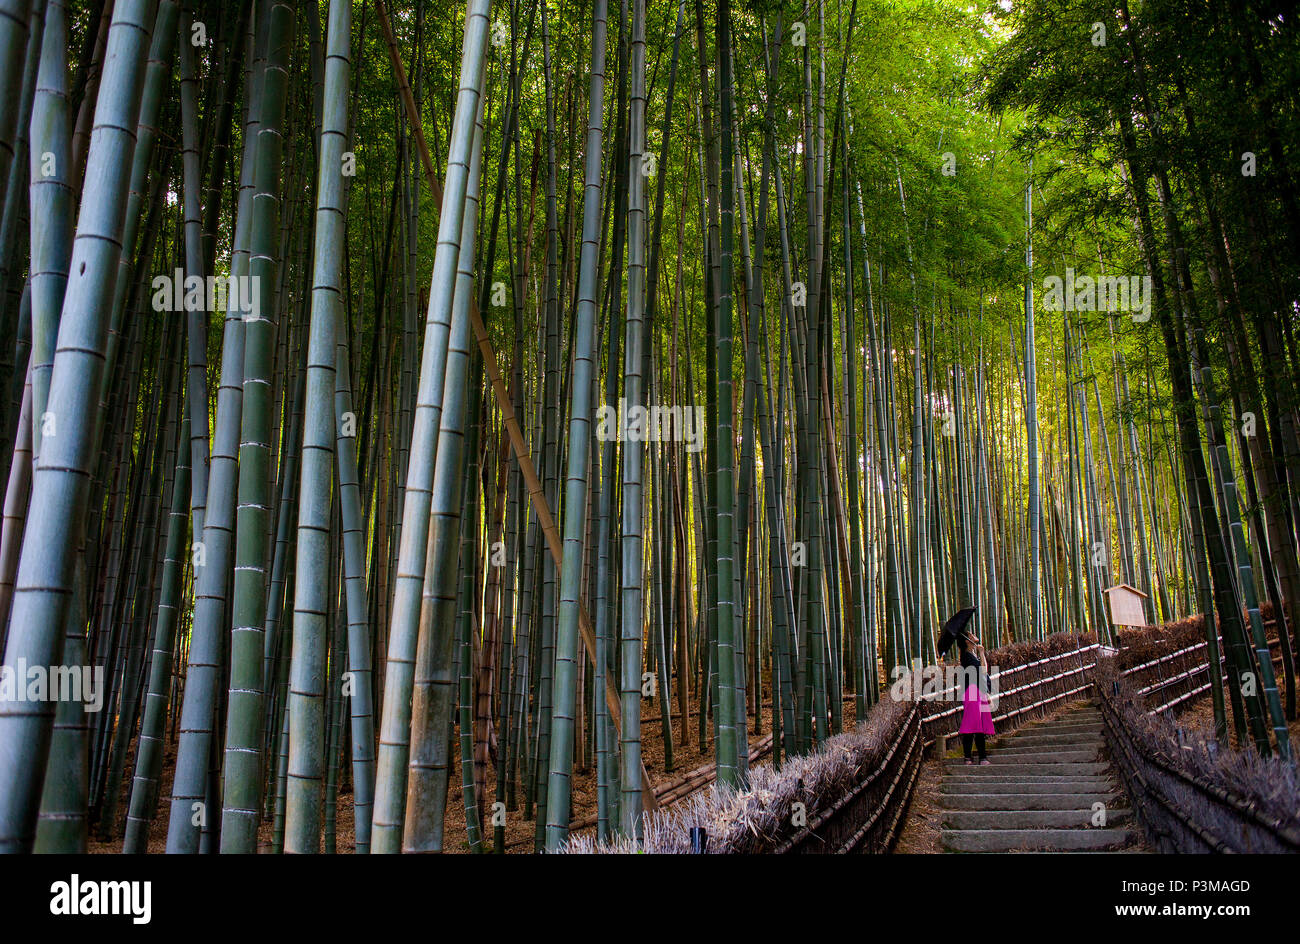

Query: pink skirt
left=959, top=683, right=995, bottom=735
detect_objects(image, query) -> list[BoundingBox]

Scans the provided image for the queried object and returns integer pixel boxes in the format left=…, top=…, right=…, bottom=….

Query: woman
left=957, top=632, right=994, bottom=764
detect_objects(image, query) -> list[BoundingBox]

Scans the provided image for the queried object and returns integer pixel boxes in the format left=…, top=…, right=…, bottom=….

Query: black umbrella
left=936, top=606, right=978, bottom=657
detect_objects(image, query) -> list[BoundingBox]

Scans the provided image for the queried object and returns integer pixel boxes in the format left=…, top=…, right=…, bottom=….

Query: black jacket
left=960, top=649, right=991, bottom=694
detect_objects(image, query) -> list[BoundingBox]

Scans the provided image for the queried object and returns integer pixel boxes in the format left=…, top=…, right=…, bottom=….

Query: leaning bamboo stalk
left=403, top=75, right=486, bottom=855
left=166, top=9, right=264, bottom=853
left=712, top=0, right=742, bottom=783
left=0, top=370, right=29, bottom=636
left=222, top=0, right=295, bottom=853
left=178, top=7, right=210, bottom=569
left=335, top=300, right=375, bottom=851
left=27, top=0, right=71, bottom=465
left=0, top=2, right=40, bottom=458
left=0, top=0, right=65, bottom=640
left=619, top=0, right=650, bottom=838
left=373, top=0, right=657, bottom=811
left=529, top=0, right=559, bottom=846
left=283, top=0, right=353, bottom=854
left=122, top=403, right=190, bottom=854
left=369, top=0, right=490, bottom=854
left=0, top=0, right=153, bottom=854
left=0, top=1, right=33, bottom=242
left=544, top=0, right=609, bottom=851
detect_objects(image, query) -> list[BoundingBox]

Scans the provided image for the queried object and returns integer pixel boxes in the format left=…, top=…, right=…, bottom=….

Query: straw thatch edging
left=1096, top=656, right=1300, bottom=853
left=561, top=631, right=1101, bottom=854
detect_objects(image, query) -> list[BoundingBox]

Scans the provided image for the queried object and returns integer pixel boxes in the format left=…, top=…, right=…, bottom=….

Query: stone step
left=1025, top=723, right=1103, bottom=735
left=1029, top=707, right=1102, bottom=722
left=1033, top=849, right=1151, bottom=855
left=995, top=734, right=1104, bottom=750
left=942, top=779, right=1115, bottom=795
left=944, top=750, right=1098, bottom=765
left=933, top=702, right=1138, bottom=853
left=994, top=743, right=1102, bottom=757
left=942, top=792, right=1121, bottom=811
left=946, top=777, right=1113, bottom=789
left=941, top=828, right=1135, bottom=853
left=942, top=808, right=1133, bottom=830
left=1003, top=722, right=1097, bottom=738
left=945, top=762, right=1109, bottom=778
left=941, top=728, right=1103, bottom=752
left=945, top=773, right=1110, bottom=785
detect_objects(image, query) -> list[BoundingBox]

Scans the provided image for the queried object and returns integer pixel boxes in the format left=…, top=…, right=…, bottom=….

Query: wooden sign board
left=1103, top=583, right=1148, bottom=629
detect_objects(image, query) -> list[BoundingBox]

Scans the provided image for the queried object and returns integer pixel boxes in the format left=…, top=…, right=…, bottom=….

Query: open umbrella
left=937, top=606, right=978, bottom=657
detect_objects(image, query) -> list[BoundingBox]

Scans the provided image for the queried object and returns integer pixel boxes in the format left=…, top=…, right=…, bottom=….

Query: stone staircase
left=938, top=702, right=1140, bottom=852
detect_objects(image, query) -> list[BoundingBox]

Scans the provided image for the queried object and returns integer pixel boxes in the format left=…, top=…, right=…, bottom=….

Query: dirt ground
left=90, top=687, right=807, bottom=854
left=1173, top=692, right=1300, bottom=751
left=892, top=746, right=946, bottom=854
left=93, top=689, right=1219, bottom=855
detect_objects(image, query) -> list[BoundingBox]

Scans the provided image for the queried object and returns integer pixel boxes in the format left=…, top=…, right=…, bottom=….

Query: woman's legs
left=961, top=734, right=974, bottom=760
left=974, top=734, right=987, bottom=760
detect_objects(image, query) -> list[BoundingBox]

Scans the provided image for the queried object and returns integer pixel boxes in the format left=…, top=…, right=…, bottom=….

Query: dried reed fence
left=558, top=694, right=919, bottom=854
left=1114, top=606, right=1283, bottom=716
left=561, top=631, right=1102, bottom=854
left=1096, top=656, right=1300, bottom=853
left=561, top=615, right=1299, bottom=854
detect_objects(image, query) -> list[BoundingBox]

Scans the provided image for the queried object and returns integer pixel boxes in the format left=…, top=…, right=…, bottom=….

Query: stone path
left=938, top=702, right=1140, bottom=852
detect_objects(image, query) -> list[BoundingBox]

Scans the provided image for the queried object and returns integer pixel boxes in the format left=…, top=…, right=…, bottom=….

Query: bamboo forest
left=0, top=0, right=1299, bottom=882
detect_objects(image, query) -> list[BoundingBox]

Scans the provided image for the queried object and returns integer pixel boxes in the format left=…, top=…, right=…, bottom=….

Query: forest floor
left=89, top=683, right=848, bottom=854
left=892, top=745, right=946, bottom=854
left=87, top=683, right=1300, bottom=853
left=104, top=687, right=1298, bottom=854
left=1175, top=692, right=1300, bottom=751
